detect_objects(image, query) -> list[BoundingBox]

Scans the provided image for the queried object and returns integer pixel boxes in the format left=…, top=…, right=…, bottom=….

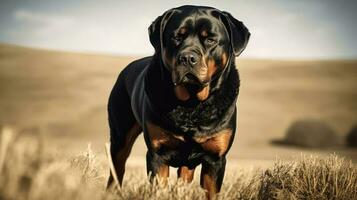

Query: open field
left=0, top=128, right=356, bottom=200
left=0, top=43, right=357, bottom=199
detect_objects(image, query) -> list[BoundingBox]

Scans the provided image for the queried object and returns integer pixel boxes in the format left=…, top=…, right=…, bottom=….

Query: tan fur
left=201, top=166, right=217, bottom=200
left=177, top=166, right=195, bottom=183
left=222, top=53, right=228, bottom=67
left=207, top=58, right=216, bottom=78
left=146, top=122, right=184, bottom=151
left=157, top=164, right=170, bottom=185
left=179, top=27, right=187, bottom=35
left=196, top=85, right=210, bottom=101
left=194, top=129, right=232, bottom=156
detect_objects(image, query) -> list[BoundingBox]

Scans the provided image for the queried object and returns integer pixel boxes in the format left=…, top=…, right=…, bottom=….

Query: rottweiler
left=107, top=5, right=250, bottom=199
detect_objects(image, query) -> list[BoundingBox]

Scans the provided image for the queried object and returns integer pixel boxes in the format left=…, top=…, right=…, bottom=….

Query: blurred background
left=0, top=0, right=356, bottom=167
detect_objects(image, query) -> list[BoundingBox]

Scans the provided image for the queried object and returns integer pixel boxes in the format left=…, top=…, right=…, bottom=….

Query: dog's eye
left=172, top=36, right=182, bottom=45
left=206, top=38, right=216, bottom=45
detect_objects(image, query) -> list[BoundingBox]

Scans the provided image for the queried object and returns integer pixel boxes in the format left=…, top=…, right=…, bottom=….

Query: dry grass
left=1, top=127, right=356, bottom=200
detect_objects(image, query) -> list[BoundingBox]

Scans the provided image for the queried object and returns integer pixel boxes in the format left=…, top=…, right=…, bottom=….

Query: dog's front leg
left=200, top=157, right=226, bottom=200
left=146, top=151, right=169, bottom=185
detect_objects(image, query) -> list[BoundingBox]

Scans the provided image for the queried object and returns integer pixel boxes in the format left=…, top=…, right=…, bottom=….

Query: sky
left=0, top=0, right=356, bottom=59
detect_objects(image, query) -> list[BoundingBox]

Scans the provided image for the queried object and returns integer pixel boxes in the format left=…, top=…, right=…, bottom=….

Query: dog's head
left=149, top=5, right=250, bottom=101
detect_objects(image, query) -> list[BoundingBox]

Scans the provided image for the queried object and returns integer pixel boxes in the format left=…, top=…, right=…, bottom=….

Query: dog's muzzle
left=173, top=51, right=209, bottom=87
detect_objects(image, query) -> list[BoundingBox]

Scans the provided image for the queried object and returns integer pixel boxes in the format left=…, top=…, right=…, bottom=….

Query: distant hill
left=0, top=44, right=134, bottom=139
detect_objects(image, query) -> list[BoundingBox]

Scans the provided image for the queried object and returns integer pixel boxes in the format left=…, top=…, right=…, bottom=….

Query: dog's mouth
left=171, top=61, right=211, bottom=102
left=173, top=69, right=209, bottom=86
left=174, top=73, right=210, bottom=102
left=184, top=82, right=204, bottom=94
left=183, top=73, right=210, bottom=86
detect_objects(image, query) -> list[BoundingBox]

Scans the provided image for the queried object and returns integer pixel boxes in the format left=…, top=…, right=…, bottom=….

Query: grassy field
left=0, top=127, right=356, bottom=200
left=0, top=43, right=357, bottom=199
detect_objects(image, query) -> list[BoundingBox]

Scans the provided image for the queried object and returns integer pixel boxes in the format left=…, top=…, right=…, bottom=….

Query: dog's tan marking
left=201, top=166, right=217, bottom=200
left=146, top=122, right=184, bottom=151
left=194, top=129, right=232, bottom=156
left=222, top=53, right=228, bottom=67
left=201, top=30, right=208, bottom=37
left=177, top=166, right=195, bottom=183
left=157, top=164, right=170, bottom=185
left=179, top=27, right=187, bottom=35
left=196, top=85, right=210, bottom=101
left=207, top=58, right=216, bottom=79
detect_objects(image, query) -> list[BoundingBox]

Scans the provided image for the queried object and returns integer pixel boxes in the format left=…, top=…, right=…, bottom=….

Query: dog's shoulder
left=122, top=56, right=153, bottom=77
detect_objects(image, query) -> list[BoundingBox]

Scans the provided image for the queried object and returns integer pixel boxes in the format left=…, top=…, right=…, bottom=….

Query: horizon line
left=1, top=42, right=357, bottom=62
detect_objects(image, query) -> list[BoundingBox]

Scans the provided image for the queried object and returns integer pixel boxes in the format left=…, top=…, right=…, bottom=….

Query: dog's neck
left=145, top=52, right=240, bottom=135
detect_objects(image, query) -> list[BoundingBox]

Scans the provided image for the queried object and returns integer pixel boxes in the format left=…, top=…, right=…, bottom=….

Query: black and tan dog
left=107, top=5, right=250, bottom=199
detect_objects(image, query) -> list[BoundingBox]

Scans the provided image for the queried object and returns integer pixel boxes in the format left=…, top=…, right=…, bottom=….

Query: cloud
left=4, top=8, right=152, bottom=55
left=13, top=9, right=74, bottom=36
left=14, top=9, right=73, bottom=25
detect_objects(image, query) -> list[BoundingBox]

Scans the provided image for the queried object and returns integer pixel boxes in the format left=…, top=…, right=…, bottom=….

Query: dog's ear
left=148, top=15, right=162, bottom=51
left=148, top=9, right=175, bottom=51
left=221, top=11, right=250, bottom=56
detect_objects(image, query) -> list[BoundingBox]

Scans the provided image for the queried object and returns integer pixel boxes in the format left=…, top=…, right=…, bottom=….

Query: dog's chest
left=146, top=122, right=232, bottom=159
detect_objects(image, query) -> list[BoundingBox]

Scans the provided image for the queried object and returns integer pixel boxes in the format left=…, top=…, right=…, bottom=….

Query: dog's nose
left=179, top=52, right=199, bottom=67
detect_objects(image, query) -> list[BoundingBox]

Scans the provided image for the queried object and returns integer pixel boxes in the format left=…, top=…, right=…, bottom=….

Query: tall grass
left=255, top=156, right=357, bottom=200
left=0, top=127, right=356, bottom=200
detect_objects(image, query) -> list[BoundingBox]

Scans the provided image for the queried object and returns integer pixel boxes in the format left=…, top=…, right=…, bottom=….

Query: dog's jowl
left=107, top=5, right=250, bottom=199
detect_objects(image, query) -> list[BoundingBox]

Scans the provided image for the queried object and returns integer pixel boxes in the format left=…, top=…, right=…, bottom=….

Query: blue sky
left=0, top=0, right=356, bottom=59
